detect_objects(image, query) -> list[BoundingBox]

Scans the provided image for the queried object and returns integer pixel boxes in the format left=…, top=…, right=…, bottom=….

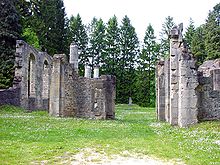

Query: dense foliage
left=0, top=0, right=21, bottom=88
left=187, top=3, right=220, bottom=65
left=0, top=1, right=219, bottom=106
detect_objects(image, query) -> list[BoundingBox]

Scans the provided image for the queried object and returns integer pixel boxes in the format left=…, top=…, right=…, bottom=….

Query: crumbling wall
left=0, top=88, right=20, bottom=106
left=156, top=24, right=220, bottom=127
left=197, top=70, right=220, bottom=121
left=156, top=24, right=199, bottom=127
left=0, top=40, right=52, bottom=110
left=1, top=40, right=115, bottom=120
left=48, top=54, right=116, bottom=119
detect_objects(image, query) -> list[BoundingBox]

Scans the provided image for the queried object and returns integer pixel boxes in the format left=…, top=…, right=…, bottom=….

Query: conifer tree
left=204, top=3, right=220, bottom=59
left=184, top=18, right=196, bottom=49
left=135, top=24, right=159, bottom=107
left=0, top=0, right=21, bottom=88
left=118, top=15, right=139, bottom=103
left=88, top=18, right=106, bottom=69
left=159, top=16, right=175, bottom=58
left=104, top=15, right=120, bottom=76
left=29, top=0, right=68, bottom=55
left=191, top=26, right=207, bottom=65
left=68, top=14, right=88, bottom=74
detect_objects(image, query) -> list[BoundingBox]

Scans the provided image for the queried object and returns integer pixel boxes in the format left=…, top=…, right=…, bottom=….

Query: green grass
left=0, top=104, right=219, bottom=164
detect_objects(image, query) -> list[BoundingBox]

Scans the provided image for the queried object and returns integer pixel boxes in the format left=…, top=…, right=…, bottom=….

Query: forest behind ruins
left=0, top=0, right=219, bottom=107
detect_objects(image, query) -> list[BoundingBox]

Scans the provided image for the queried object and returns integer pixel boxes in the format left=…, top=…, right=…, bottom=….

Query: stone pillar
left=212, top=69, right=220, bottom=91
left=178, top=54, right=198, bottom=127
left=164, top=59, right=170, bottom=122
left=35, top=52, right=44, bottom=110
left=169, top=26, right=180, bottom=125
left=93, top=66, right=99, bottom=78
left=49, top=54, right=66, bottom=116
left=69, top=42, right=78, bottom=73
left=156, top=61, right=165, bottom=121
left=84, top=65, right=91, bottom=78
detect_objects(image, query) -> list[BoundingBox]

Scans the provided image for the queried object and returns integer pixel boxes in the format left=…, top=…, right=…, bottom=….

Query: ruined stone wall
left=197, top=70, right=220, bottom=121
left=49, top=54, right=116, bottom=119
left=0, top=40, right=52, bottom=110
left=0, top=88, right=20, bottom=106
left=1, top=40, right=115, bottom=120
left=156, top=24, right=220, bottom=127
left=16, top=40, right=53, bottom=110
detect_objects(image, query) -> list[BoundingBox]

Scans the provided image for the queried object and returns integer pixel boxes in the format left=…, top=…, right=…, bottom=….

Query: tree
left=184, top=18, right=196, bottom=49
left=191, top=25, right=207, bottom=65
left=88, top=18, right=106, bottom=70
left=135, top=24, right=159, bottom=107
left=29, top=0, right=68, bottom=55
left=204, top=3, right=220, bottom=60
left=103, top=15, right=120, bottom=76
left=118, top=15, right=139, bottom=103
left=68, top=14, right=88, bottom=74
left=159, top=16, right=175, bottom=58
left=0, top=0, right=21, bottom=88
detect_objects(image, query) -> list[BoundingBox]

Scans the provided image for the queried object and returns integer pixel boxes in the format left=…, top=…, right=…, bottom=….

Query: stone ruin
left=0, top=40, right=116, bottom=119
left=156, top=24, right=220, bottom=127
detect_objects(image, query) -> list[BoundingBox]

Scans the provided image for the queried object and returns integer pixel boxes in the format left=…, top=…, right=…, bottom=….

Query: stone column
left=69, top=42, right=78, bottom=73
left=84, top=65, right=91, bottom=78
left=212, top=69, right=220, bottom=91
left=49, top=54, right=66, bottom=116
left=178, top=54, right=198, bottom=127
left=169, top=26, right=180, bottom=125
left=164, top=59, right=170, bottom=122
left=93, top=66, right=100, bottom=78
left=156, top=61, right=165, bottom=121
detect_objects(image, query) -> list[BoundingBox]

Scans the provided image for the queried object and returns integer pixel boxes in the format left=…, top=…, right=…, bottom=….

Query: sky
left=63, top=0, right=219, bottom=41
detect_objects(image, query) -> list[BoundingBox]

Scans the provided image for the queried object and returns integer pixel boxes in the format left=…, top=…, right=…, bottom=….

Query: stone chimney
left=69, top=42, right=78, bottom=73
left=84, top=65, right=91, bottom=78
left=93, top=66, right=99, bottom=78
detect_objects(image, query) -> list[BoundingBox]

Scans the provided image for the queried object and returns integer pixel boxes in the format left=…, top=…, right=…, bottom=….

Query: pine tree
left=15, top=0, right=40, bottom=49
left=0, top=0, right=21, bottom=88
left=118, top=15, right=139, bottom=103
left=159, top=16, right=175, bottom=58
left=135, top=24, right=159, bottom=107
left=29, top=0, right=68, bottom=55
left=204, top=3, right=220, bottom=59
left=88, top=18, right=106, bottom=69
left=68, top=14, right=88, bottom=75
left=104, top=15, right=120, bottom=76
left=191, top=26, right=207, bottom=65
left=184, top=18, right=196, bottom=49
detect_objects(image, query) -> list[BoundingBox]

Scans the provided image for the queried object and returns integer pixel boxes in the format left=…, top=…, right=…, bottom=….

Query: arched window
left=28, top=54, right=36, bottom=97
left=42, top=60, right=50, bottom=99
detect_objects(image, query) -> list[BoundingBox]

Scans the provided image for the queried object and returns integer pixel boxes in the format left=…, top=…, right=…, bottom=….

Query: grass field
left=0, top=104, right=219, bottom=164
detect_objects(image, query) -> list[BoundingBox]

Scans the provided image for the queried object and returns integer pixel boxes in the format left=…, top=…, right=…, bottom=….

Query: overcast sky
left=63, top=0, right=219, bottom=41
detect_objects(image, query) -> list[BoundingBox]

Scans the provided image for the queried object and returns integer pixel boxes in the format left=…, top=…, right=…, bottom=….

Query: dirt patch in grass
left=35, top=148, right=185, bottom=165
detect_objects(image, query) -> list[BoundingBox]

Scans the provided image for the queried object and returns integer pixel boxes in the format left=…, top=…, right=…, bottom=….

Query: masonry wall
left=156, top=25, right=220, bottom=127
left=15, top=40, right=52, bottom=110
left=0, top=88, right=20, bottom=106
left=0, top=40, right=52, bottom=110
left=49, top=54, right=116, bottom=119
left=197, top=71, right=220, bottom=121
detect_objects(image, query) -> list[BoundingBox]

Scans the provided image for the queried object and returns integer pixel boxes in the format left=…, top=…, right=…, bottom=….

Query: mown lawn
left=0, top=104, right=219, bottom=164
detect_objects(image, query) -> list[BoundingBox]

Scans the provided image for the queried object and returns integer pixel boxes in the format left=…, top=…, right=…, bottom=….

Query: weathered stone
left=93, top=66, right=100, bottom=78
left=0, top=40, right=116, bottom=120
left=156, top=24, right=220, bottom=127
left=156, top=60, right=165, bottom=121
